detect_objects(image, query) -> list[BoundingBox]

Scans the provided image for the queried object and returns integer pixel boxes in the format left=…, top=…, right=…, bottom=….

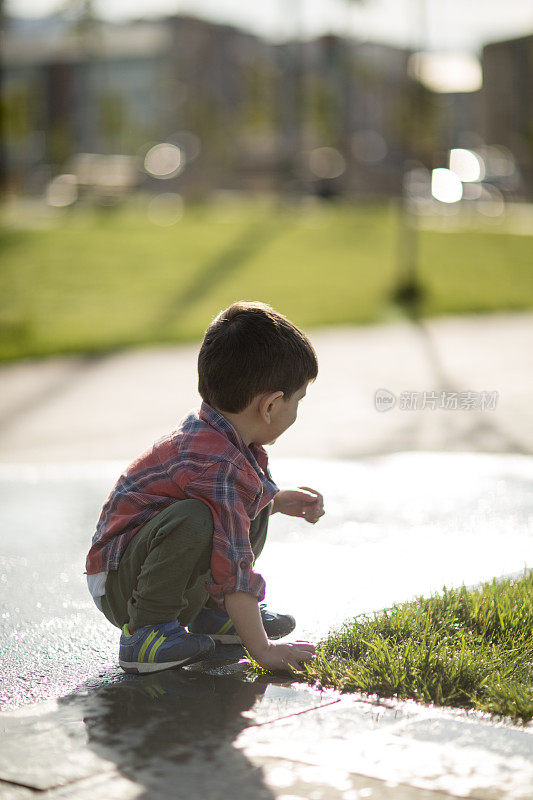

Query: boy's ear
left=259, top=390, right=284, bottom=422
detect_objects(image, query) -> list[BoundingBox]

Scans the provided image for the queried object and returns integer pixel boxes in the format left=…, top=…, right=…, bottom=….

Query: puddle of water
left=0, top=672, right=335, bottom=792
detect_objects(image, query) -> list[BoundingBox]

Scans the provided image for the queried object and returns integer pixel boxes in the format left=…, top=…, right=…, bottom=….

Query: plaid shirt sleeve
left=184, top=459, right=267, bottom=606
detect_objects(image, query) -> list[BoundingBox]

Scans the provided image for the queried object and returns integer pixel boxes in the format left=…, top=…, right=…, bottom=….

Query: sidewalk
left=1, top=311, right=533, bottom=462
left=1, top=312, right=532, bottom=800
left=1, top=667, right=531, bottom=800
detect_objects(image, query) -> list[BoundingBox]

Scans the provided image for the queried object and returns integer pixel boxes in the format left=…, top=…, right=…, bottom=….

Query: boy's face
left=261, top=381, right=309, bottom=445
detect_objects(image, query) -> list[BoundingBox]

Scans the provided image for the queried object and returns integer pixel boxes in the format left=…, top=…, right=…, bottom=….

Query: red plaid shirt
left=85, top=402, right=279, bottom=605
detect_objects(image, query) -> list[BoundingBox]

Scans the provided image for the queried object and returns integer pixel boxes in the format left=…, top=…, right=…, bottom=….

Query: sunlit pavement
left=1, top=454, right=532, bottom=799
left=1, top=312, right=533, bottom=463
left=1, top=314, right=533, bottom=798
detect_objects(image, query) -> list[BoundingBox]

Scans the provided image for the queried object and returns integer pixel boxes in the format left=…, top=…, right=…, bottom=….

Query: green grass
left=251, top=571, right=533, bottom=725
left=1, top=197, right=533, bottom=361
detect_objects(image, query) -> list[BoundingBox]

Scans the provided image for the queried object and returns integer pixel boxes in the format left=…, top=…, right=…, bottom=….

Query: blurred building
left=165, top=16, right=281, bottom=196
left=2, top=15, right=171, bottom=193
left=480, top=33, right=533, bottom=197
left=2, top=12, right=422, bottom=199
left=285, top=36, right=412, bottom=197
left=2, top=13, right=532, bottom=200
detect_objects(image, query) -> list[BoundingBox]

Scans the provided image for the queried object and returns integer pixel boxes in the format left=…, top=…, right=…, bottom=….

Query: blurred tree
left=59, top=0, right=104, bottom=160
left=308, top=76, right=340, bottom=143
left=99, top=90, right=128, bottom=151
left=48, top=118, right=74, bottom=166
left=243, top=62, right=276, bottom=134
left=389, top=80, right=439, bottom=164
left=2, top=84, right=36, bottom=142
left=312, top=1, right=367, bottom=158
left=62, top=0, right=99, bottom=41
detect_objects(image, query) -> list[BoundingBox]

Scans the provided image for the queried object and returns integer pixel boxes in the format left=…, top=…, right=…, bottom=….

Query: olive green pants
left=101, top=498, right=273, bottom=631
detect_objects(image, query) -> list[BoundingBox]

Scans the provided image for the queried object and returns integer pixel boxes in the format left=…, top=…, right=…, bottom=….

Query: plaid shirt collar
left=199, top=401, right=273, bottom=481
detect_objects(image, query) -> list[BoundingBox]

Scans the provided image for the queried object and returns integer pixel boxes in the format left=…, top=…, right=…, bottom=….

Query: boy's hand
left=255, top=640, right=317, bottom=672
left=272, top=487, right=324, bottom=523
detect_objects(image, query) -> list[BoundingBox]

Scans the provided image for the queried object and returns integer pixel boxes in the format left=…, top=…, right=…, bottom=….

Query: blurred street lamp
left=391, top=0, right=430, bottom=317
left=309, top=147, right=346, bottom=179
left=392, top=6, right=485, bottom=316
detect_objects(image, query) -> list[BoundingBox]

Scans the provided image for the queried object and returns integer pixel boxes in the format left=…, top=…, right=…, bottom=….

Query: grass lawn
left=257, top=571, right=533, bottom=725
left=1, top=197, right=532, bottom=361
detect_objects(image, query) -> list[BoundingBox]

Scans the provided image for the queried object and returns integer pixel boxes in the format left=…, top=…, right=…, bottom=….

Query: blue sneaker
left=118, top=620, right=215, bottom=674
left=188, top=602, right=296, bottom=644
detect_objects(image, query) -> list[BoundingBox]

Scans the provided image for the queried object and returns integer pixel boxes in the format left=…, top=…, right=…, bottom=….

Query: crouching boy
left=85, top=301, right=324, bottom=674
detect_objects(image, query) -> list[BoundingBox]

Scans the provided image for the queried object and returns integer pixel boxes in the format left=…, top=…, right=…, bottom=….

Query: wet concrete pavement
left=1, top=454, right=532, bottom=799
left=1, top=313, right=533, bottom=798
left=2, top=454, right=533, bottom=710
left=1, top=665, right=532, bottom=799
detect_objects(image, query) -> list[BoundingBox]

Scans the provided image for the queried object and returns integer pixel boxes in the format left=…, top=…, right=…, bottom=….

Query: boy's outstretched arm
left=272, top=486, right=325, bottom=523
left=224, top=591, right=316, bottom=671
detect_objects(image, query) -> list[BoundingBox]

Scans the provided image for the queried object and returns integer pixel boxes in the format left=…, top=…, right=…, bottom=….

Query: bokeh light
left=408, top=52, right=483, bottom=93
left=46, top=174, right=78, bottom=207
left=308, top=147, right=346, bottom=180
left=431, top=168, right=463, bottom=203
left=449, top=149, right=485, bottom=183
left=144, top=143, right=183, bottom=179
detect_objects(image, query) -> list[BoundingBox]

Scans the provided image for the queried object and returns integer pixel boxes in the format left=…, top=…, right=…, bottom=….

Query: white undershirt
left=86, top=572, right=108, bottom=612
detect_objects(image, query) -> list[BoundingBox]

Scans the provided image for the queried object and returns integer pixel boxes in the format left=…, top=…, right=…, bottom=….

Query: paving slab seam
left=0, top=776, right=39, bottom=794
left=30, top=769, right=140, bottom=800
left=0, top=767, right=141, bottom=799
left=45, top=771, right=138, bottom=800
left=0, top=762, right=118, bottom=796
left=249, top=696, right=341, bottom=727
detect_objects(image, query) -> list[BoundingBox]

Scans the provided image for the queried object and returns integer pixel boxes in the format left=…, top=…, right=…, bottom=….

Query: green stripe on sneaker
left=138, top=630, right=158, bottom=662
left=148, top=634, right=166, bottom=663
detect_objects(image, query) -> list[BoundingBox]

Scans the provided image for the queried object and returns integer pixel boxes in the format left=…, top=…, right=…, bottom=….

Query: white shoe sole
left=211, top=633, right=241, bottom=644
left=119, top=656, right=201, bottom=674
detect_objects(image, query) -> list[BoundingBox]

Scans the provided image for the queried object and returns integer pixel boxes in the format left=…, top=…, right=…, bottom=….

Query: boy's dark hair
left=198, top=301, right=318, bottom=413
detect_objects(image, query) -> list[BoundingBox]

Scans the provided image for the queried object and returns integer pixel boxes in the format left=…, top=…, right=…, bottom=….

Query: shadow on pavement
left=66, top=667, right=278, bottom=799
left=156, top=217, right=285, bottom=335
